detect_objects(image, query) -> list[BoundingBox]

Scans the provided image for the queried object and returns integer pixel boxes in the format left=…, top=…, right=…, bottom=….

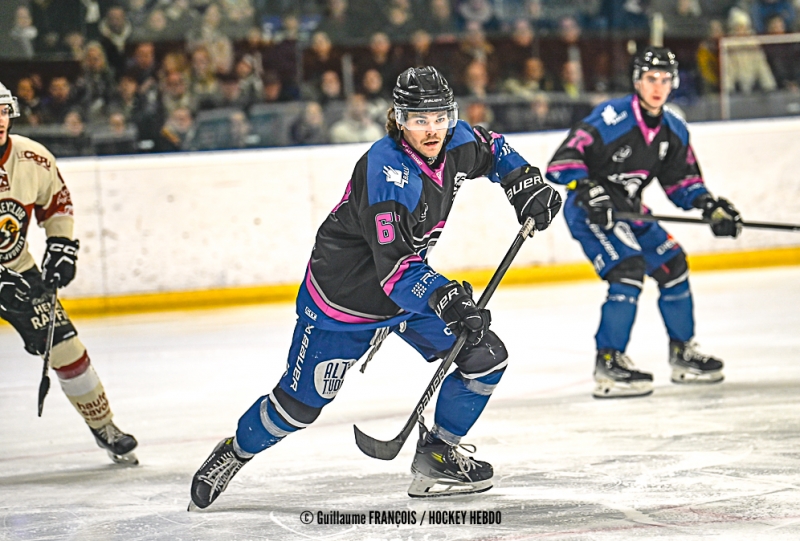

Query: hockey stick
left=353, top=217, right=537, bottom=460
left=614, top=211, right=800, bottom=232
left=37, top=290, right=58, bottom=417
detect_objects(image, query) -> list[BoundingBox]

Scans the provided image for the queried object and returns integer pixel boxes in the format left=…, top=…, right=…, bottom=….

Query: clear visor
left=0, top=97, right=21, bottom=119
left=395, top=105, right=458, bottom=131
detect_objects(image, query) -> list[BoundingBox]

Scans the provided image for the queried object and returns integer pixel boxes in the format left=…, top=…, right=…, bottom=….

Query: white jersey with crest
left=0, top=134, right=75, bottom=273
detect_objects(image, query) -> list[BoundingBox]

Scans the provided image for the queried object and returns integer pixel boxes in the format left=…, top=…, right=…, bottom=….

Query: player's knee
left=271, top=385, right=322, bottom=428
left=604, top=257, right=645, bottom=291
left=454, top=367, right=505, bottom=396
left=651, top=250, right=689, bottom=289
left=454, top=330, right=509, bottom=377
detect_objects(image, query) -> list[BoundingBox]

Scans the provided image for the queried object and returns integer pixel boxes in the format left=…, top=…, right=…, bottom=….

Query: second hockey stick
left=613, top=211, right=800, bottom=232
left=37, top=290, right=58, bottom=417
left=354, top=217, right=537, bottom=460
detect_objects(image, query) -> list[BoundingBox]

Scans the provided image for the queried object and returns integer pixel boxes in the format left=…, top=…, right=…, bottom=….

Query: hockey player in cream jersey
left=0, top=81, right=138, bottom=464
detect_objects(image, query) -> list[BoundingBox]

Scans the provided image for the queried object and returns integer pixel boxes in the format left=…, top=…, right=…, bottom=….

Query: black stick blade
left=353, top=424, right=404, bottom=460
left=37, top=374, right=50, bottom=417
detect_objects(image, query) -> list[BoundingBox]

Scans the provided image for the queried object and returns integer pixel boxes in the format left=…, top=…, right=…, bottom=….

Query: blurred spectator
left=262, top=15, right=302, bottom=93
left=261, top=70, right=293, bottom=103
left=516, top=92, right=562, bottom=131
left=160, top=51, right=191, bottom=79
left=503, top=56, right=556, bottom=97
left=750, top=0, right=796, bottom=35
left=235, top=56, right=266, bottom=105
left=75, top=41, right=116, bottom=122
left=495, top=18, right=538, bottom=80
left=133, top=9, right=182, bottom=42
left=9, top=5, right=37, bottom=59
left=459, top=60, right=492, bottom=97
left=724, top=8, right=777, bottom=94
left=127, top=0, right=152, bottom=29
left=212, top=73, right=248, bottom=109
left=108, top=111, right=129, bottom=136
left=316, top=0, right=361, bottom=43
left=228, top=110, right=259, bottom=148
left=15, top=78, right=42, bottom=126
left=94, top=110, right=139, bottom=156
left=186, top=3, right=234, bottom=74
left=99, top=6, right=133, bottom=77
left=361, top=69, right=391, bottom=123
left=39, top=76, right=80, bottom=124
left=156, top=106, right=196, bottom=152
left=652, top=0, right=709, bottom=38
left=329, top=94, right=384, bottom=143
left=290, top=101, right=328, bottom=145
left=219, top=0, right=257, bottom=39
left=30, top=0, right=83, bottom=55
left=239, top=28, right=267, bottom=80
left=600, top=0, right=649, bottom=30
left=461, top=99, right=493, bottom=129
left=401, top=30, right=438, bottom=73
left=164, top=0, right=198, bottom=36
left=385, top=1, right=416, bottom=40
left=189, top=46, right=221, bottom=109
left=696, top=19, right=724, bottom=94
left=60, top=109, right=92, bottom=156
left=302, top=31, right=342, bottom=87
left=456, top=0, right=501, bottom=31
left=358, top=33, right=401, bottom=88
left=763, top=15, right=800, bottom=91
left=128, top=43, right=159, bottom=93
left=454, top=23, right=498, bottom=89
left=108, top=72, right=161, bottom=141
left=64, top=31, right=86, bottom=61
left=161, top=71, right=197, bottom=117
left=318, top=69, right=344, bottom=105
left=556, top=59, right=584, bottom=99
left=424, top=0, right=459, bottom=41
left=547, top=16, right=596, bottom=93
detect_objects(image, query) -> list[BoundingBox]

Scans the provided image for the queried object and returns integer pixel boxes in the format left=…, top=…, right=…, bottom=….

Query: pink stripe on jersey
left=665, top=177, right=702, bottom=195
left=305, top=267, right=378, bottom=324
left=547, top=162, right=588, bottom=173
left=382, top=254, right=423, bottom=296
left=632, top=94, right=661, bottom=145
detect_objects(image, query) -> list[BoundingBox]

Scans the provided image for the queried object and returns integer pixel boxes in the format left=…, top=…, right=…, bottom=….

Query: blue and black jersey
left=545, top=94, right=709, bottom=212
left=296, top=120, right=527, bottom=331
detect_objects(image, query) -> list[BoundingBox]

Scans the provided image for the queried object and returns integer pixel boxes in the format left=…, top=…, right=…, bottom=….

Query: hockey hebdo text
left=299, top=509, right=501, bottom=527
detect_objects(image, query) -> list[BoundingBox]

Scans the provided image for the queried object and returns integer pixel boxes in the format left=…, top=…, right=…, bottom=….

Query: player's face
left=0, top=106, right=10, bottom=146
left=635, top=70, right=673, bottom=114
left=401, top=112, right=449, bottom=159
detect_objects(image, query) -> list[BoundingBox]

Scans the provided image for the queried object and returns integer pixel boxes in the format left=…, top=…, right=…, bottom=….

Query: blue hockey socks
left=235, top=395, right=298, bottom=455
left=658, top=280, right=694, bottom=342
left=595, top=282, right=641, bottom=352
left=432, top=369, right=504, bottom=444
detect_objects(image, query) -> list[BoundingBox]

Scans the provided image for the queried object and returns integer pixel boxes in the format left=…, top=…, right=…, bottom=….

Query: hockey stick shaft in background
left=37, top=290, right=58, bottom=417
left=353, top=217, right=537, bottom=460
left=614, top=212, right=800, bottom=232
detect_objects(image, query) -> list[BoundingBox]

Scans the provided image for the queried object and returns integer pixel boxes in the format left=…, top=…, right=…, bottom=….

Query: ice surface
left=2, top=266, right=800, bottom=540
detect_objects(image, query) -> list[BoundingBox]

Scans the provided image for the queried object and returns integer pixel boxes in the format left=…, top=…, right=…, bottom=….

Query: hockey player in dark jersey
left=189, top=66, right=562, bottom=508
left=545, top=47, right=743, bottom=399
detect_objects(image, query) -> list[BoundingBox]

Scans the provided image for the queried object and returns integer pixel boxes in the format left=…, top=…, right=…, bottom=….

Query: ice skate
left=593, top=349, right=653, bottom=398
left=408, top=422, right=493, bottom=498
left=90, top=421, right=139, bottom=465
left=669, top=340, right=724, bottom=384
left=189, top=437, right=251, bottom=510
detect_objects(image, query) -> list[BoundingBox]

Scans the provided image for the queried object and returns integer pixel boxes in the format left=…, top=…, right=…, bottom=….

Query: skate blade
left=671, top=368, right=724, bottom=384
left=408, top=472, right=493, bottom=498
left=188, top=501, right=199, bottom=512
left=107, top=450, right=139, bottom=466
left=593, top=379, right=653, bottom=399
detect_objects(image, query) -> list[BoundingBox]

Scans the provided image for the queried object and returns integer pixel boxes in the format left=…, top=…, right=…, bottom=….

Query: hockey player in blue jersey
left=546, top=47, right=743, bottom=399
left=189, top=66, right=562, bottom=508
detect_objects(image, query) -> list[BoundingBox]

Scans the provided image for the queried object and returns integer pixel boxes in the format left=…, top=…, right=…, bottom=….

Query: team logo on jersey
left=601, top=105, right=628, bottom=126
left=0, top=199, right=29, bottom=263
left=607, top=171, right=647, bottom=198
left=613, top=222, right=642, bottom=251
left=611, top=146, right=632, bottom=163
left=659, top=142, right=669, bottom=160
left=17, top=150, right=52, bottom=170
left=314, top=359, right=354, bottom=399
left=0, top=168, right=8, bottom=192
left=384, top=165, right=409, bottom=188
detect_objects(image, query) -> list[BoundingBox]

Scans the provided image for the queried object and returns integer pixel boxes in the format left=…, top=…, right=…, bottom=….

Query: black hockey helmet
left=393, top=66, right=458, bottom=130
left=632, top=46, right=680, bottom=89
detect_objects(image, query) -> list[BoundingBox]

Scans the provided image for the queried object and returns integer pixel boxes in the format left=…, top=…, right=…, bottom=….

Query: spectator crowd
left=1, top=0, right=798, bottom=156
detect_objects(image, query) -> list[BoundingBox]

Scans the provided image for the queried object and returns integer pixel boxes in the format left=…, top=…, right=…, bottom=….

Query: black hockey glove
left=574, top=179, right=614, bottom=229
left=428, top=280, right=491, bottom=346
left=694, top=194, right=742, bottom=238
left=0, top=265, right=31, bottom=313
left=501, top=165, right=562, bottom=231
left=42, top=237, right=80, bottom=290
